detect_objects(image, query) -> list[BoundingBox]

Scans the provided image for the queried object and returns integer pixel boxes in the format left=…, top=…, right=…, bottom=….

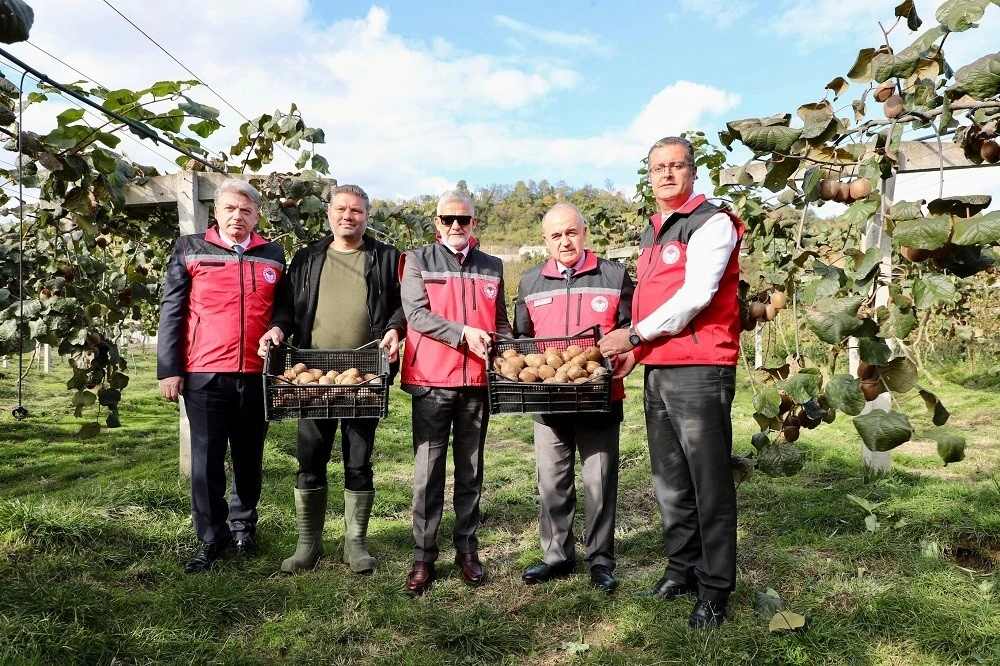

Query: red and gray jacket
left=513, top=250, right=633, bottom=401
left=633, top=195, right=744, bottom=367
left=400, top=238, right=512, bottom=389
left=156, top=225, right=285, bottom=378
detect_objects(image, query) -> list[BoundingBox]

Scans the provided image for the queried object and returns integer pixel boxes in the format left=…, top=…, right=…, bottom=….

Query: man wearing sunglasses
left=399, top=189, right=512, bottom=596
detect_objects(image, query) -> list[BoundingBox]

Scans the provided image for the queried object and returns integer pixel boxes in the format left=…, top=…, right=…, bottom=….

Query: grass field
left=1, top=352, right=999, bottom=665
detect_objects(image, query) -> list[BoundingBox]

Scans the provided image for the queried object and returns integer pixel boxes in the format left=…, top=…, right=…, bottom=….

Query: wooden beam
left=718, top=141, right=986, bottom=186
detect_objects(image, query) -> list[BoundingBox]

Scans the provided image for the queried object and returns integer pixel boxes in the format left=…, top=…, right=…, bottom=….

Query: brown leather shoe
left=406, top=561, right=436, bottom=597
left=455, top=552, right=485, bottom=587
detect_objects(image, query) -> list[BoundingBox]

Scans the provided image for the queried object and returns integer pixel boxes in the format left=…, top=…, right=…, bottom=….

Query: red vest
left=633, top=196, right=744, bottom=367
left=401, top=240, right=505, bottom=387
left=178, top=227, right=284, bottom=374
left=514, top=251, right=632, bottom=400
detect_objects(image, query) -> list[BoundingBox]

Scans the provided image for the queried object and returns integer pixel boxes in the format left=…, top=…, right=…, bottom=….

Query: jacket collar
left=540, top=249, right=598, bottom=279
left=205, top=225, right=268, bottom=251
left=650, top=193, right=707, bottom=236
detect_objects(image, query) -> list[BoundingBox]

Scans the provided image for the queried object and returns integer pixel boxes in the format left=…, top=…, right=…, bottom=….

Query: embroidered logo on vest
left=263, top=266, right=278, bottom=284
left=482, top=281, right=498, bottom=301
left=591, top=296, right=609, bottom=313
left=662, top=243, right=681, bottom=265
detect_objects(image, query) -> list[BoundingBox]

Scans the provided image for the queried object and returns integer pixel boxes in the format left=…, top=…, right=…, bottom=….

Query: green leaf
left=825, top=374, right=867, bottom=416
left=927, top=195, right=992, bottom=217
left=923, top=428, right=966, bottom=464
left=95, top=132, right=120, bottom=149
left=912, top=274, right=957, bottom=309
left=780, top=370, right=822, bottom=404
left=310, top=154, right=329, bottom=173
left=849, top=246, right=883, bottom=282
left=739, top=126, right=802, bottom=154
left=950, top=53, right=1000, bottom=100
left=561, top=642, right=590, bottom=654
left=885, top=305, right=917, bottom=340
left=757, top=443, right=806, bottom=477
left=769, top=610, right=806, bottom=633
left=951, top=211, right=1000, bottom=246
left=841, top=198, right=880, bottom=229
left=858, top=338, right=891, bottom=366
left=882, top=357, right=918, bottom=393
left=847, top=48, right=878, bottom=83
left=865, top=514, right=880, bottom=532
left=108, top=373, right=130, bottom=391
left=301, top=127, right=325, bottom=143
left=887, top=200, right=924, bottom=222
left=804, top=296, right=864, bottom=344
left=936, top=0, right=991, bottom=32
left=753, top=385, right=783, bottom=419
left=797, top=101, right=833, bottom=125
left=147, top=108, right=184, bottom=133
left=893, top=215, right=951, bottom=250
left=97, top=388, right=121, bottom=407
left=298, top=195, right=325, bottom=214
left=845, top=493, right=878, bottom=513
left=762, top=157, right=799, bottom=193
left=91, top=148, right=118, bottom=174
left=919, top=388, right=950, bottom=426
left=56, top=108, right=85, bottom=126
left=871, top=51, right=922, bottom=83
left=802, top=167, right=824, bottom=203
left=43, top=124, right=94, bottom=150
left=149, top=80, right=182, bottom=97
left=852, top=409, right=913, bottom=451
left=754, top=589, right=785, bottom=619
left=894, top=0, right=922, bottom=30
left=179, top=96, right=220, bottom=120
left=189, top=119, right=222, bottom=138
left=751, top=431, right=771, bottom=450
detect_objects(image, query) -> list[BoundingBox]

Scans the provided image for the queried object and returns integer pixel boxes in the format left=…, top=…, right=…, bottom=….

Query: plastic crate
left=263, top=342, right=390, bottom=421
left=487, top=325, right=612, bottom=415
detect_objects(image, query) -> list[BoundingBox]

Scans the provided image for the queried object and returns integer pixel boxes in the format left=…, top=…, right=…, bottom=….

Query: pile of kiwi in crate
left=492, top=344, right=609, bottom=384
left=274, top=363, right=382, bottom=386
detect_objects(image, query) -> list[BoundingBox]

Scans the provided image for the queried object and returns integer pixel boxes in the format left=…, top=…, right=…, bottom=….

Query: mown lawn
left=1, top=352, right=999, bottom=665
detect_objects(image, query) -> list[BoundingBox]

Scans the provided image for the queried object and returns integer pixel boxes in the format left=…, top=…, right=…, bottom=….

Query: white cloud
left=770, top=0, right=887, bottom=49
left=5, top=1, right=739, bottom=200
left=492, top=16, right=612, bottom=56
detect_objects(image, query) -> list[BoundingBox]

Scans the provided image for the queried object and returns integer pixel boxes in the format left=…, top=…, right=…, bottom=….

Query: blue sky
left=3, top=1, right=998, bottom=206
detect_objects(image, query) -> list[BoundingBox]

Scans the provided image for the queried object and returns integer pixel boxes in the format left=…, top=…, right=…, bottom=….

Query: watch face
left=629, top=332, right=641, bottom=346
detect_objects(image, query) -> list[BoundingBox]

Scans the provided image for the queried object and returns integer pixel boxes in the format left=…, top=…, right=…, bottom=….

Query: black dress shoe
left=643, top=575, right=696, bottom=599
left=184, top=537, right=232, bottom=573
left=522, top=560, right=574, bottom=585
left=589, top=564, right=617, bottom=594
left=688, top=599, right=726, bottom=629
left=234, top=534, right=258, bottom=558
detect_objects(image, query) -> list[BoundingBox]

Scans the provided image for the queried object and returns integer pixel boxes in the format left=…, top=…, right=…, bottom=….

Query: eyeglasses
left=648, top=162, right=691, bottom=175
left=438, top=215, right=473, bottom=227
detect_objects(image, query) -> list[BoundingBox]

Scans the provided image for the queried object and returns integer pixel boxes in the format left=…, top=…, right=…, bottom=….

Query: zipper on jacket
left=576, top=293, right=582, bottom=328
left=238, top=252, right=246, bottom=371
left=563, top=278, right=573, bottom=336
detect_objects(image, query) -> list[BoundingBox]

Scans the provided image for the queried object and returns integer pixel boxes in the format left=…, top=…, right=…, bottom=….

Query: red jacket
left=513, top=250, right=633, bottom=400
left=633, top=196, right=744, bottom=367
left=400, top=239, right=511, bottom=388
left=157, top=226, right=285, bottom=377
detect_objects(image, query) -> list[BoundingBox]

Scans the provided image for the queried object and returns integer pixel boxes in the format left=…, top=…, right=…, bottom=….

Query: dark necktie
left=234, top=244, right=244, bottom=257
left=456, top=251, right=465, bottom=265
left=564, top=267, right=575, bottom=280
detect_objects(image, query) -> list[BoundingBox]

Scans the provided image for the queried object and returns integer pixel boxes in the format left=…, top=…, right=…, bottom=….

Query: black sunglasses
left=439, top=214, right=473, bottom=227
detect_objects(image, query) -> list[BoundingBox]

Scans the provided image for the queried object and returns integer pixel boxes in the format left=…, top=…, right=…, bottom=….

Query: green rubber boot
left=280, top=487, right=327, bottom=574
left=343, top=489, right=377, bottom=574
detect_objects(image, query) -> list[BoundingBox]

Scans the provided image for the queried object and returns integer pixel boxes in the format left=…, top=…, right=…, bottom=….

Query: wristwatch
left=628, top=326, right=642, bottom=347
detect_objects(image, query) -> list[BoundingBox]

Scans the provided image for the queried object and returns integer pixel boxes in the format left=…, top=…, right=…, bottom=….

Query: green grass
left=1, top=353, right=999, bottom=665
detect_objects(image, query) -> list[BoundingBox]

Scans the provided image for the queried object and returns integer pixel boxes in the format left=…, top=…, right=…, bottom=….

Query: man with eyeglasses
left=599, top=136, right=745, bottom=628
left=399, top=189, right=512, bottom=596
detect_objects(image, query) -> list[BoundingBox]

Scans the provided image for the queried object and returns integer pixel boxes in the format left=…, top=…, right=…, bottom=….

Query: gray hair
left=541, top=202, right=585, bottom=228
left=437, top=189, right=475, bottom=216
left=330, top=184, right=370, bottom=212
left=214, top=178, right=261, bottom=210
left=647, top=136, right=695, bottom=166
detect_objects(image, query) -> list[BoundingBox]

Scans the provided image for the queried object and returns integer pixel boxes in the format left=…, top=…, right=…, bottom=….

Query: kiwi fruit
left=981, top=140, right=1000, bottom=164
left=883, top=94, right=905, bottom=119
left=849, top=178, right=872, bottom=200
left=900, top=246, right=931, bottom=263
left=769, top=291, right=788, bottom=310
left=873, top=81, right=895, bottom=103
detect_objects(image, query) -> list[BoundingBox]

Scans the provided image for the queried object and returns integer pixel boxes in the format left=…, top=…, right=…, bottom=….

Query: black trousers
left=183, top=373, right=267, bottom=543
left=644, top=365, right=737, bottom=603
left=295, top=418, right=378, bottom=491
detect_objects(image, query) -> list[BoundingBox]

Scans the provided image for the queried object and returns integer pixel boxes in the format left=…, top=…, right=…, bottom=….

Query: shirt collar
left=555, top=250, right=587, bottom=275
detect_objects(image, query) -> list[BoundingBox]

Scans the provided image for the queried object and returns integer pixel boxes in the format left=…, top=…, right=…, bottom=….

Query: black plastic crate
left=487, top=325, right=612, bottom=415
left=263, top=342, right=390, bottom=421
